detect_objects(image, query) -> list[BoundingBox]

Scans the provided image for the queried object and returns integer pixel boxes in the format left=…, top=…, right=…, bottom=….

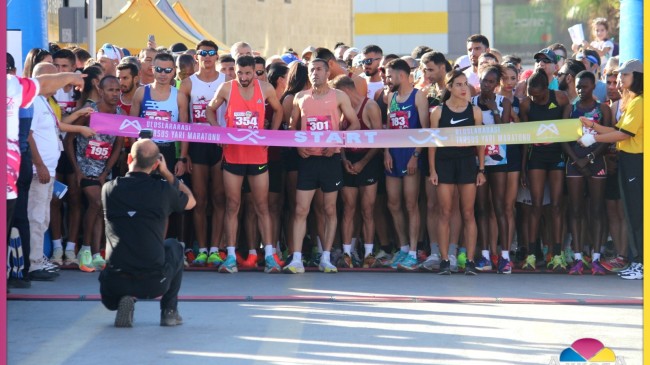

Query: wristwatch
left=478, top=168, right=486, bottom=174
left=412, top=151, right=420, bottom=158
left=587, top=153, right=595, bottom=164
left=179, top=157, right=188, bottom=163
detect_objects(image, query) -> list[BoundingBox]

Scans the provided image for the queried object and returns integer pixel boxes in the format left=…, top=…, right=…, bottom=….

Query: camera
left=139, top=129, right=153, bottom=139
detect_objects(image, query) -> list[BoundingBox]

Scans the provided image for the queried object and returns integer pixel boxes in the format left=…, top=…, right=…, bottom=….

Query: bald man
left=99, top=139, right=195, bottom=327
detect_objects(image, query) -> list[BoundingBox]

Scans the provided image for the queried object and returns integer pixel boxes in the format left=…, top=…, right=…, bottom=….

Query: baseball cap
left=302, top=46, right=316, bottom=58
left=97, top=43, right=121, bottom=61
left=343, top=47, right=360, bottom=60
left=454, top=55, right=471, bottom=71
left=352, top=53, right=364, bottom=67
left=170, top=42, right=188, bottom=54
left=576, top=52, right=601, bottom=66
left=7, top=52, right=16, bottom=71
left=615, top=59, right=643, bottom=74
left=280, top=52, right=300, bottom=65
left=534, top=48, right=557, bottom=64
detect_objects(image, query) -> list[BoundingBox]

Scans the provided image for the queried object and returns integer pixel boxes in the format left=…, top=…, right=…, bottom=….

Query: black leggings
left=618, top=152, right=643, bottom=263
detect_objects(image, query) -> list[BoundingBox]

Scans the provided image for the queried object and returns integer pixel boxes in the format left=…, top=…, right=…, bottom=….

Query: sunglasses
left=255, top=70, right=265, bottom=76
left=536, top=58, right=552, bottom=65
left=197, top=49, right=217, bottom=57
left=154, top=66, right=174, bottom=74
left=361, top=57, right=381, bottom=66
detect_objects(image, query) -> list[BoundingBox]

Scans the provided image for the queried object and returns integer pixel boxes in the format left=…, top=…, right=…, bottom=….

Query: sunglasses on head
left=154, top=66, right=174, bottom=74
left=361, top=57, right=381, bottom=66
left=197, top=49, right=217, bottom=57
left=255, top=70, right=265, bottom=76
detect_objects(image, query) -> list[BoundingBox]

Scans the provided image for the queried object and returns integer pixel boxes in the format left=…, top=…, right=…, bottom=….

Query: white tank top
left=189, top=72, right=226, bottom=126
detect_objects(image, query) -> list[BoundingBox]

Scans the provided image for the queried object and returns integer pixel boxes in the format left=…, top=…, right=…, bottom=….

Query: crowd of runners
left=6, top=16, right=644, bottom=288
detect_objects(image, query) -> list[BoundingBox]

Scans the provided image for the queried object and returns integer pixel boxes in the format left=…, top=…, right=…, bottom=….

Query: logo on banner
left=118, top=119, right=143, bottom=133
left=226, top=129, right=267, bottom=144
left=548, top=338, right=625, bottom=364
left=536, top=123, right=560, bottom=137
left=408, top=129, right=449, bottom=145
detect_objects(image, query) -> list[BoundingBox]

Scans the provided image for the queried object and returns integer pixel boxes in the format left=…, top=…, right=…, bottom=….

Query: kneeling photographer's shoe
left=160, top=309, right=183, bottom=326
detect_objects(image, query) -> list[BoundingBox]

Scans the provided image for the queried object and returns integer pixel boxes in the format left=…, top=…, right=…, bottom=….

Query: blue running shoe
left=476, top=256, right=493, bottom=271
left=218, top=255, right=238, bottom=273
left=390, top=251, right=408, bottom=269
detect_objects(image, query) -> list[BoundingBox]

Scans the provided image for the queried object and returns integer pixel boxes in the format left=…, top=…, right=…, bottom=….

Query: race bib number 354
left=233, top=111, right=259, bottom=129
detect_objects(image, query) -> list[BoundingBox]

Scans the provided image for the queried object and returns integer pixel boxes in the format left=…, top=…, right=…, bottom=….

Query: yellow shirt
left=615, top=95, right=643, bottom=154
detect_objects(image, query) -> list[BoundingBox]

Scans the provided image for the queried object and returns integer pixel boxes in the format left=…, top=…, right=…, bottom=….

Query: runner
left=314, top=48, right=368, bottom=99
left=557, top=59, right=587, bottom=102
left=577, top=59, right=643, bottom=280
left=207, top=55, right=283, bottom=273
left=253, top=56, right=267, bottom=82
left=533, top=48, right=560, bottom=91
left=332, top=75, right=382, bottom=268
left=520, top=69, right=571, bottom=270
left=138, top=48, right=157, bottom=85
left=576, top=50, right=607, bottom=102
left=180, top=40, right=228, bottom=267
left=230, top=41, right=253, bottom=59
left=562, top=71, right=612, bottom=275
left=68, top=76, right=124, bottom=272
left=465, top=34, right=491, bottom=92
left=219, top=54, right=236, bottom=81
left=175, top=54, right=196, bottom=82
left=282, top=58, right=360, bottom=274
left=471, top=64, right=513, bottom=274
left=429, top=69, right=485, bottom=275
left=383, top=59, right=430, bottom=272
left=96, top=43, right=121, bottom=77
left=361, top=45, right=384, bottom=99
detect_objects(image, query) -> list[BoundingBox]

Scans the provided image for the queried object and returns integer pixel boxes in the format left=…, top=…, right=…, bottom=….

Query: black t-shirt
left=102, top=171, right=188, bottom=273
left=437, top=102, right=476, bottom=159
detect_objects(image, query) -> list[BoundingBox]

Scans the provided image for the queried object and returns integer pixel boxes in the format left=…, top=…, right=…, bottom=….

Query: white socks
left=264, top=245, right=274, bottom=257
left=482, top=250, right=490, bottom=261
left=364, top=243, right=374, bottom=258
left=502, top=251, right=510, bottom=260
left=52, top=239, right=62, bottom=249
left=322, top=251, right=331, bottom=263
left=65, top=242, right=76, bottom=251
left=343, top=244, right=352, bottom=255
left=227, top=246, right=236, bottom=257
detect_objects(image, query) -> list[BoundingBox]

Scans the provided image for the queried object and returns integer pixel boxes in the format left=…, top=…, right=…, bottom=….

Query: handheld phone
left=148, top=34, right=155, bottom=43
left=139, top=129, right=153, bottom=139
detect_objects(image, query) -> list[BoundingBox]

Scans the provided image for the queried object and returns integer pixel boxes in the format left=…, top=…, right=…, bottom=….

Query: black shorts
left=506, top=144, right=522, bottom=172
left=605, top=173, right=620, bottom=200
left=527, top=150, right=565, bottom=171
left=283, top=148, right=300, bottom=172
left=486, top=164, right=508, bottom=173
left=222, top=160, right=268, bottom=177
left=566, top=156, right=607, bottom=178
left=243, top=160, right=283, bottom=193
left=55, top=151, right=74, bottom=175
left=343, top=152, right=381, bottom=188
left=155, top=142, right=177, bottom=172
left=80, top=177, right=101, bottom=189
left=435, top=155, right=477, bottom=185
left=297, top=154, right=343, bottom=193
left=188, top=142, right=222, bottom=166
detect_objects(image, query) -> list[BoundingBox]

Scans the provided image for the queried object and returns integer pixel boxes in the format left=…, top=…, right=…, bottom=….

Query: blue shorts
left=385, top=147, right=421, bottom=178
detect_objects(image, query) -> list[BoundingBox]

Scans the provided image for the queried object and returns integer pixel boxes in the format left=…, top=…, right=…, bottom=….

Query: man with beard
left=557, top=59, right=586, bottom=101
left=465, top=34, right=491, bottom=92
left=181, top=40, right=229, bottom=267
left=206, top=55, right=283, bottom=273
left=283, top=59, right=360, bottom=274
left=361, top=45, right=384, bottom=99
left=117, top=63, right=140, bottom=115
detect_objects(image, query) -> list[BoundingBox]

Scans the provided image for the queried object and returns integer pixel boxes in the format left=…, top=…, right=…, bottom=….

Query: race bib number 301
left=85, top=140, right=112, bottom=160
left=389, top=110, right=410, bottom=129
left=306, top=116, right=332, bottom=131
left=233, top=111, right=260, bottom=129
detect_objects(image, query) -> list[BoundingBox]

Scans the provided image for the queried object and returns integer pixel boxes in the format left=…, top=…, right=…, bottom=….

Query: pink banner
left=89, top=113, right=582, bottom=148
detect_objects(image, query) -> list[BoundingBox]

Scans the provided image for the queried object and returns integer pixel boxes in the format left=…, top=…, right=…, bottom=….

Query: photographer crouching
left=99, top=137, right=196, bottom=327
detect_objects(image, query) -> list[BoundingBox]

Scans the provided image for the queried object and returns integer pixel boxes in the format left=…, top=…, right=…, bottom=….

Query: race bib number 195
left=85, top=140, right=112, bottom=160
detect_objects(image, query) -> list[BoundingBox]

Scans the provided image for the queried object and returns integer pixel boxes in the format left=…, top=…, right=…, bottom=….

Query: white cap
left=97, top=43, right=121, bottom=61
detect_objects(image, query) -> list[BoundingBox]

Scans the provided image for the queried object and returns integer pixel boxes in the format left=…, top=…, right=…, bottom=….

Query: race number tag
left=485, top=145, right=500, bottom=156
left=85, top=140, right=112, bottom=160
left=192, top=103, right=208, bottom=123
left=144, top=110, right=172, bottom=121
left=389, top=110, right=410, bottom=129
left=233, top=111, right=260, bottom=129
left=306, top=116, right=332, bottom=131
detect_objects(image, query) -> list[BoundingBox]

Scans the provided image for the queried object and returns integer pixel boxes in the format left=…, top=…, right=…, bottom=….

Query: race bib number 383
left=233, top=111, right=260, bottom=129
left=85, top=140, right=112, bottom=160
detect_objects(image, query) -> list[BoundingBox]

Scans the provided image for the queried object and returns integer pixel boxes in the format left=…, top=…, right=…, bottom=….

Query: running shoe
left=63, top=250, right=78, bottom=266
left=457, top=251, right=467, bottom=270
left=41, top=256, right=60, bottom=272
left=449, top=254, right=459, bottom=273
left=568, top=260, right=584, bottom=275
left=219, top=251, right=227, bottom=261
left=601, top=256, right=629, bottom=272
left=264, top=255, right=282, bottom=273
left=547, top=255, right=567, bottom=271
left=490, top=254, right=499, bottom=269
left=397, top=255, right=418, bottom=271
left=339, top=253, right=353, bottom=268
left=620, top=263, right=643, bottom=280
left=522, top=254, right=536, bottom=270
left=418, top=254, right=441, bottom=271
left=218, top=255, right=238, bottom=273
left=240, top=254, right=258, bottom=269
left=563, top=247, right=575, bottom=264
left=92, top=254, right=106, bottom=270
left=184, top=250, right=195, bottom=267
left=207, top=252, right=224, bottom=267
left=498, top=257, right=513, bottom=274
left=464, top=260, right=478, bottom=276
left=514, top=246, right=528, bottom=264
left=283, top=261, right=305, bottom=274
left=307, top=252, right=322, bottom=267
left=476, top=256, right=492, bottom=271
left=390, top=251, right=408, bottom=269
left=581, top=255, right=592, bottom=269
left=50, top=247, right=63, bottom=266
left=236, top=252, right=244, bottom=266
left=438, top=259, right=451, bottom=275
left=362, top=253, right=376, bottom=268
left=318, top=261, right=338, bottom=273
left=351, top=251, right=362, bottom=268
left=273, top=253, right=285, bottom=267
left=374, top=249, right=390, bottom=261
left=417, top=250, right=428, bottom=263
left=77, top=250, right=95, bottom=273
left=618, top=262, right=642, bottom=276
left=192, top=252, right=208, bottom=266
left=591, top=260, right=606, bottom=275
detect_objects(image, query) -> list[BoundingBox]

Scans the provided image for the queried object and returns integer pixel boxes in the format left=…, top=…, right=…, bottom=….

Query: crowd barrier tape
left=89, top=113, right=583, bottom=148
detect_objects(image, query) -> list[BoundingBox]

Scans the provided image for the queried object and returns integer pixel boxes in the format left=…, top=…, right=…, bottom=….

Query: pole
left=87, top=0, right=96, bottom=55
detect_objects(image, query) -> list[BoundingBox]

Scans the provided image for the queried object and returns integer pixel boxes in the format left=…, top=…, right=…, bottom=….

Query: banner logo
left=118, top=119, right=143, bottom=132
left=408, top=129, right=449, bottom=145
left=536, top=123, right=560, bottom=137
left=226, top=129, right=266, bottom=144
